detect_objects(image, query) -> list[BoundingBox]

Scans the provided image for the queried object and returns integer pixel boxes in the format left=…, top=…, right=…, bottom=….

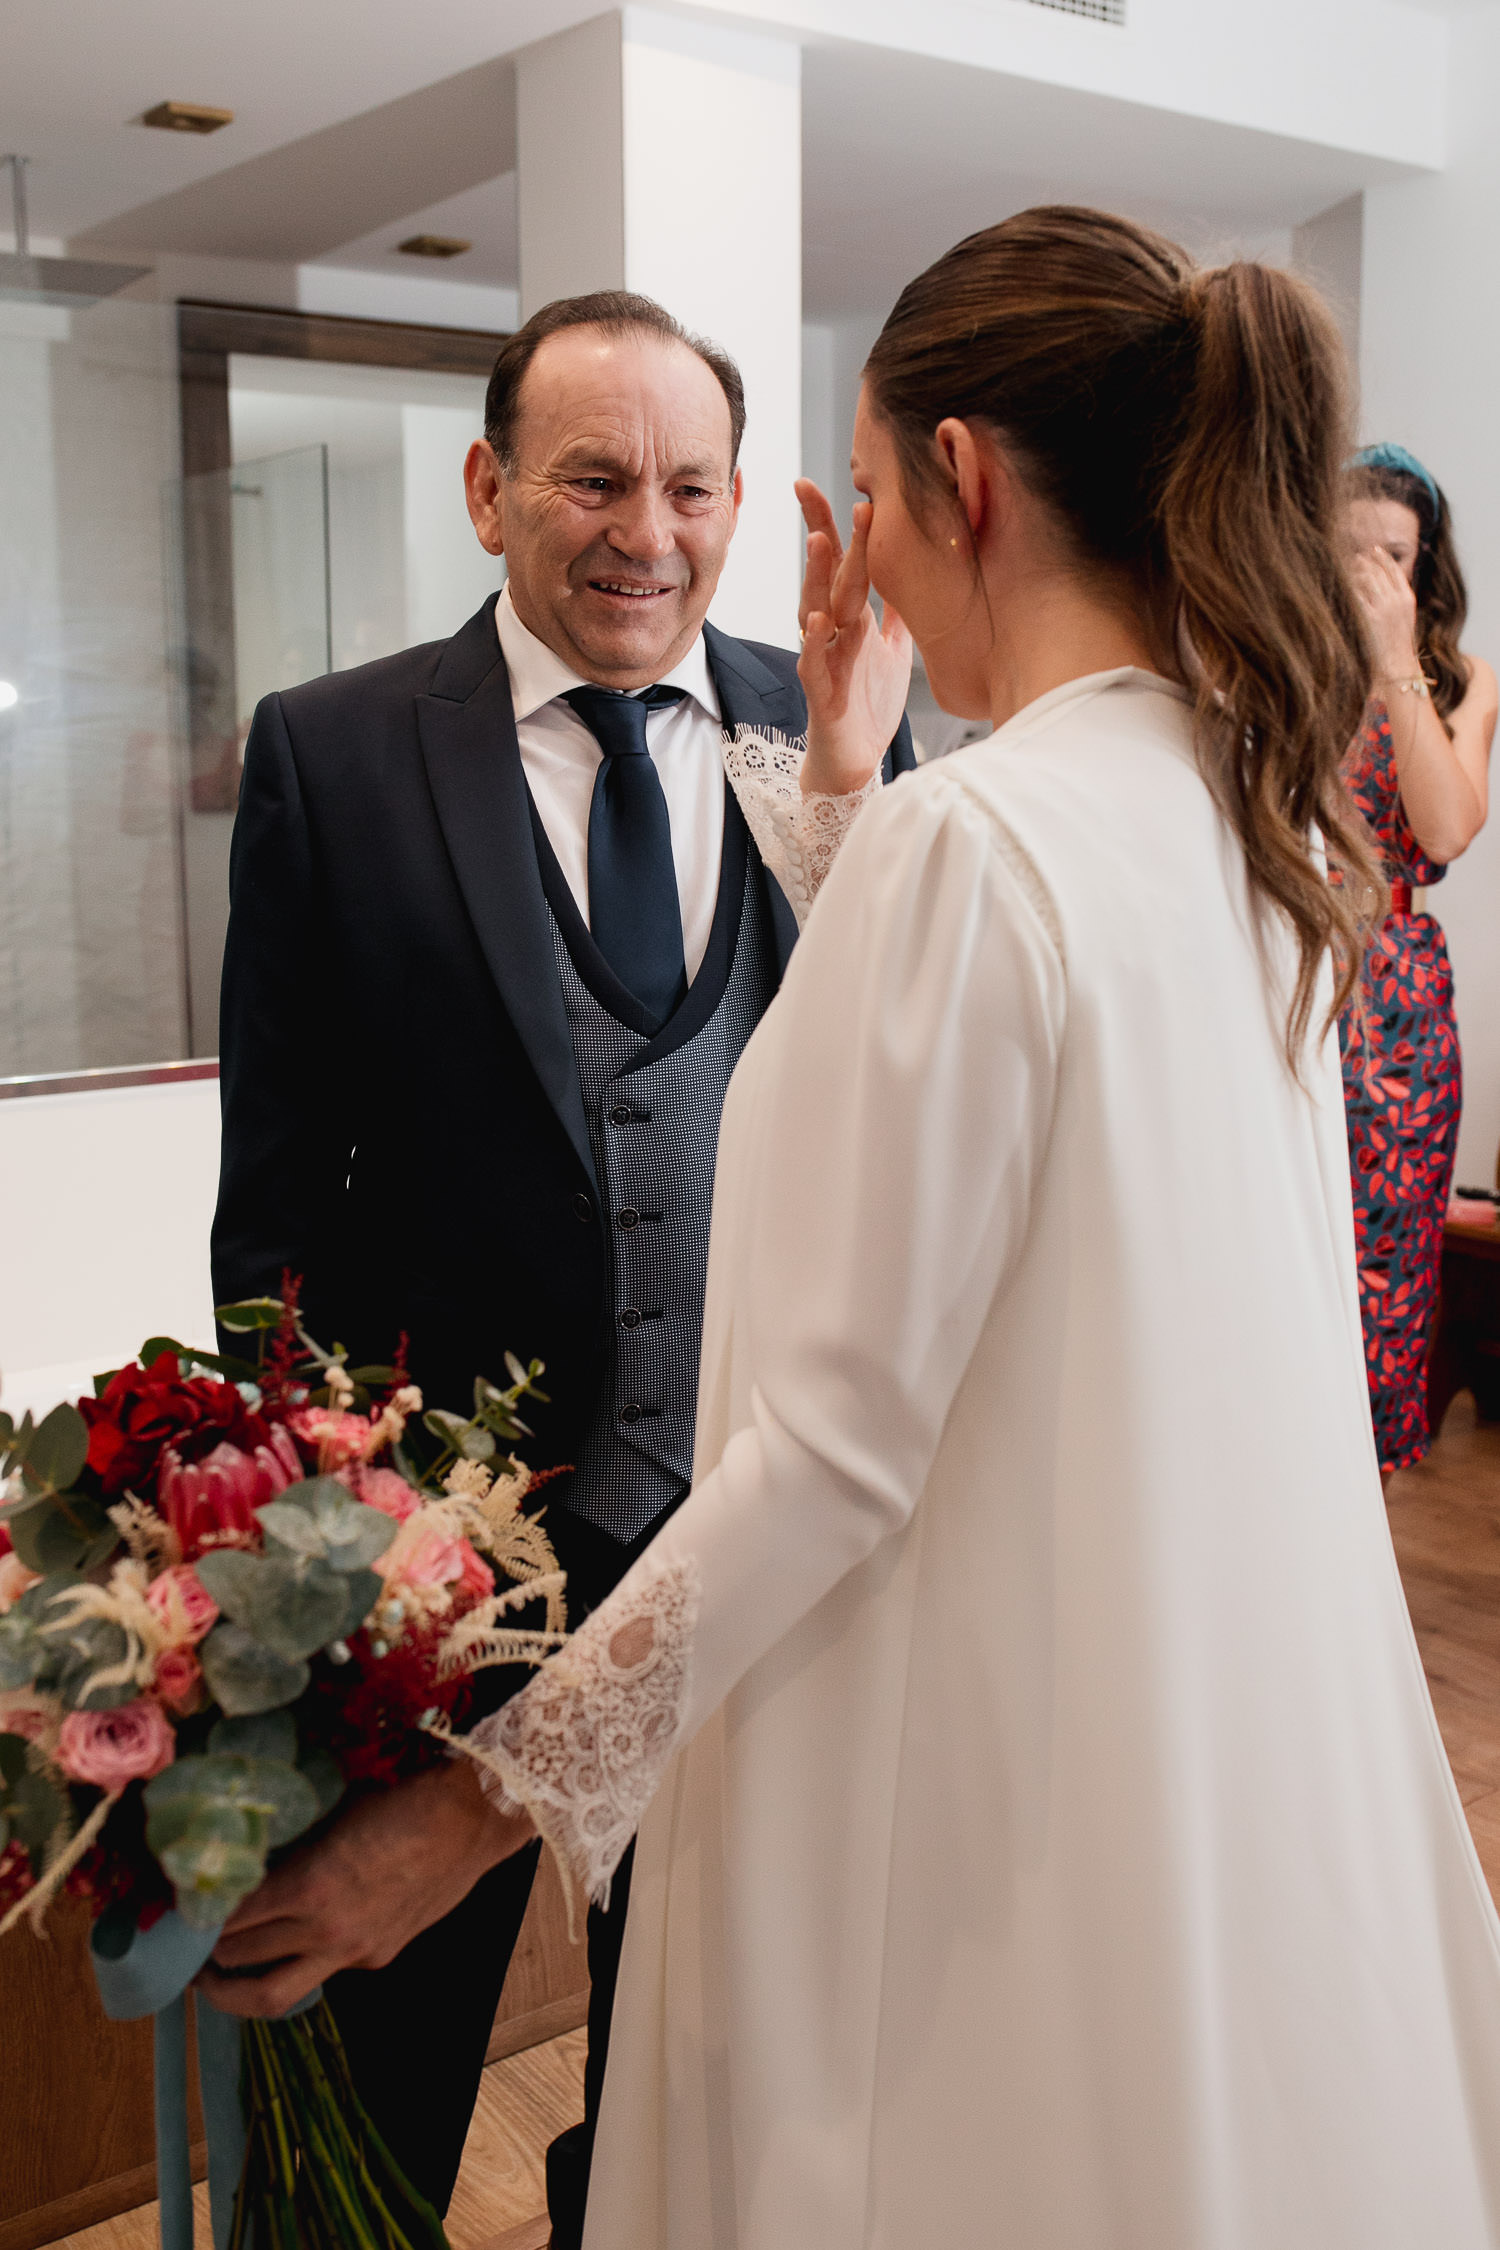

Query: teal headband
left=1351, top=442, right=1441, bottom=519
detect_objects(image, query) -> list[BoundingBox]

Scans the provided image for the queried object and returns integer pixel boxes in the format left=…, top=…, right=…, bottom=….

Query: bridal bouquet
left=0, top=1279, right=567, bottom=2250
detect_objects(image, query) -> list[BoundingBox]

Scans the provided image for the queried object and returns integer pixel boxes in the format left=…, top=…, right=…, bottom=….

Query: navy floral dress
left=1338, top=705, right=1462, bottom=1472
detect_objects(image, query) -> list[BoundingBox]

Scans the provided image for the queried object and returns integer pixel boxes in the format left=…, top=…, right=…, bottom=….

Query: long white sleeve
left=474, top=763, right=1067, bottom=1900
left=721, top=725, right=883, bottom=927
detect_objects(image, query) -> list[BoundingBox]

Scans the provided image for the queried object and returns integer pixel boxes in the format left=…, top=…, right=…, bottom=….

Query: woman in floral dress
left=1341, top=444, right=1497, bottom=1472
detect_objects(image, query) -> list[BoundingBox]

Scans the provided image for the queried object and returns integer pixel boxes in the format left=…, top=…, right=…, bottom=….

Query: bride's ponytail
left=1161, top=261, right=1379, bottom=1057
left=865, top=207, right=1383, bottom=1067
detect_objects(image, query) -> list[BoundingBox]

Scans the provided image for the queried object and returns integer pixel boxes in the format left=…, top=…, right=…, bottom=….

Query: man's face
left=466, top=327, right=742, bottom=689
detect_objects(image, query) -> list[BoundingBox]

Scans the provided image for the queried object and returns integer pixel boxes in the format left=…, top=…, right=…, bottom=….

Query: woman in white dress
left=474, top=207, right=1500, bottom=2247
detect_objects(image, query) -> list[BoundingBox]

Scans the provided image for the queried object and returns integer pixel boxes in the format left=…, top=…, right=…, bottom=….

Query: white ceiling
left=0, top=2, right=1440, bottom=323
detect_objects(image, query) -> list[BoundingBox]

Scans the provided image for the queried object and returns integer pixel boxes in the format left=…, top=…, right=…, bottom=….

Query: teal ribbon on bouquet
left=91, top=1910, right=316, bottom=2250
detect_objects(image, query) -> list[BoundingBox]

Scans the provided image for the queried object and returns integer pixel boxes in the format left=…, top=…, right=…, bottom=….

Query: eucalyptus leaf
left=214, top=1297, right=285, bottom=1332
left=155, top=1800, right=267, bottom=1930
left=424, top=1409, right=469, bottom=1449
left=0, top=1733, right=29, bottom=1790
left=198, top=1550, right=351, bottom=1662
left=347, top=1366, right=401, bottom=1387
left=0, top=1411, right=12, bottom=1447
left=0, top=1811, right=10, bottom=1856
left=209, top=1709, right=298, bottom=1764
left=146, top=1751, right=321, bottom=1850
left=457, top=1425, right=497, bottom=1462
left=297, top=1747, right=345, bottom=1822
left=0, top=1605, right=43, bottom=1691
left=334, top=1566, right=383, bottom=1641
left=8, top=1769, right=64, bottom=1854
left=200, top=1622, right=308, bottom=1717
left=257, top=1478, right=396, bottom=1573
left=136, top=1337, right=187, bottom=1370
left=9, top=1493, right=116, bottom=1578
left=22, top=1402, right=89, bottom=1495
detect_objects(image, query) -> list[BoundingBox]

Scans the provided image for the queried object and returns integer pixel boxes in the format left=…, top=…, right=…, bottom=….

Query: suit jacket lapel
left=417, top=597, right=596, bottom=1191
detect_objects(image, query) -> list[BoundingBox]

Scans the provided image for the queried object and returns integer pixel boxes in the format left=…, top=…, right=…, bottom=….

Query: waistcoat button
left=619, top=1308, right=642, bottom=1329
left=618, top=1206, right=640, bottom=1229
left=620, top=1402, right=643, bottom=1425
left=609, top=1103, right=633, bottom=1125
left=571, top=1192, right=593, bottom=1222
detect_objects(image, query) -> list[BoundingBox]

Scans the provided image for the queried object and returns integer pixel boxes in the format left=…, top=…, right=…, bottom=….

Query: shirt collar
left=494, top=583, right=720, bottom=725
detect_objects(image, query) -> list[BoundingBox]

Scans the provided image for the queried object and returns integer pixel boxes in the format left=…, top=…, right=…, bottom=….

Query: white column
left=1362, top=11, right=1500, bottom=1186
left=516, top=8, right=802, bottom=647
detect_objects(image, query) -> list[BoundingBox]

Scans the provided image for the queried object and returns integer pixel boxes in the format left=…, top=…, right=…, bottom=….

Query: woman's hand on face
left=795, top=479, right=913, bottom=796
left=1350, top=544, right=1422, bottom=682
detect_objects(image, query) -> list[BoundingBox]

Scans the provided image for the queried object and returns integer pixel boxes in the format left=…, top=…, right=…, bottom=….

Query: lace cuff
left=723, top=725, right=882, bottom=928
left=467, top=1552, right=702, bottom=1907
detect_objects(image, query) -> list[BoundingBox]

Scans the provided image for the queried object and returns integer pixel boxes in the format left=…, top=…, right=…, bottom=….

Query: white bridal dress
left=481, top=670, right=1500, bottom=2248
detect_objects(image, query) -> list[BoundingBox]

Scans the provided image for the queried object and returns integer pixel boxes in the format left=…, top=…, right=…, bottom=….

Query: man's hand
left=195, top=1758, right=535, bottom=2019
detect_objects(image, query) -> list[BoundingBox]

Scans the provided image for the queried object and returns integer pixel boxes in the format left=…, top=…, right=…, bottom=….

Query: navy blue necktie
left=565, top=684, right=688, bottom=1028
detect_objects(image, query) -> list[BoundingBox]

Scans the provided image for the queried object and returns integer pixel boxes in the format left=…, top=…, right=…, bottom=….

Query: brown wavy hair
left=1346, top=456, right=1468, bottom=729
left=863, top=205, right=1382, bottom=1067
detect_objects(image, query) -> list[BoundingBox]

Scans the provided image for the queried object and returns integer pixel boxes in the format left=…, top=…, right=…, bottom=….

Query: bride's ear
left=934, top=418, right=1013, bottom=550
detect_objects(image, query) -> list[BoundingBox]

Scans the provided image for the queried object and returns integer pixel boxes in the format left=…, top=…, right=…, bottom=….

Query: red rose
left=79, top=1353, right=274, bottom=1497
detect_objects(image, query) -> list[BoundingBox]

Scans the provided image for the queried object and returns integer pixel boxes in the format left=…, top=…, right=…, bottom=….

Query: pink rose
left=287, top=1407, right=371, bottom=1471
left=382, top=1521, right=467, bottom=1592
left=57, top=1699, right=176, bottom=1789
left=145, top=1564, right=219, bottom=1645
left=341, top=1464, right=420, bottom=1524
left=455, top=1541, right=495, bottom=1602
left=0, top=1553, right=40, bottom=1614
left=152, top=1647, right=204, bottom=1717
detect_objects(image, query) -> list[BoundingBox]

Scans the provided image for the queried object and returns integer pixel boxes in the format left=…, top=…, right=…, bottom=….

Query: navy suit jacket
left=211, top=593, right=915, bottom=1472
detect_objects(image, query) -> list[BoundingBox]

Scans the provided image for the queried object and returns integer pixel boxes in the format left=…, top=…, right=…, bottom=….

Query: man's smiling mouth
left=588, top=578, right=675, bottom=600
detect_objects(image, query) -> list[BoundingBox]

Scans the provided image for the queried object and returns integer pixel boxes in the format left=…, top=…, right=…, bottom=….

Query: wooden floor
left=39, top=2029, right=585, bottom=2250
left=1387, top=1391, right=1500, bottom=1903
left=38, top=1393, right=1500, bottom=2250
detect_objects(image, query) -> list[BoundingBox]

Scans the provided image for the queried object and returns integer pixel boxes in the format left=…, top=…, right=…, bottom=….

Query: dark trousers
left=327, top=1495, right=679, bottom=2237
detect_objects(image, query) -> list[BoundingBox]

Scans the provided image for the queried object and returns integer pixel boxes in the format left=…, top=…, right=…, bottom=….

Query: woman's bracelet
left=1381, top=673, right=1432, bottom=700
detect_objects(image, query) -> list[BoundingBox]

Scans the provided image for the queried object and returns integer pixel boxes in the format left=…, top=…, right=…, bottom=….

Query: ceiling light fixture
left=140, top=101, right=235, bottom=135
left=0, top=682, right=18, bottom=712
left=0, top=156, right=151, bottom=309
left=397, top=234, right=472, bottom=260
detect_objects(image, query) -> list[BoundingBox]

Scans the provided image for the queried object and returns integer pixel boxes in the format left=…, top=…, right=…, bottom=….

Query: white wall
left=0, top=1076, right=221, bottom=1422
left=1362, top=6, right=1500, bottom=1186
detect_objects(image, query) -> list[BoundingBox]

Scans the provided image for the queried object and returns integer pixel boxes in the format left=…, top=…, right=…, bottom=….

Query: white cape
left=569, top=670, right=1500, bottom=2249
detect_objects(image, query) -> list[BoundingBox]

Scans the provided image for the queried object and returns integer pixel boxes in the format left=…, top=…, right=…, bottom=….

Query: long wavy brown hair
left=863, top=206, right=1383, bottom=1067
left=1347, top=456, right=1469, bottom=731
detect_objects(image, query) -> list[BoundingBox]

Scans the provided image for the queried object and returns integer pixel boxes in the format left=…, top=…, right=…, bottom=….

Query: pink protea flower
left=144, top=1563, right=219, bottom=1646
left=159, top=1434, right=297, bottom=1561
left=57, top=1699, right=175, bottom=1789
left=152, top=1646, right=204, bottom=1717
left=341, top=1463, right=420, bottom=1524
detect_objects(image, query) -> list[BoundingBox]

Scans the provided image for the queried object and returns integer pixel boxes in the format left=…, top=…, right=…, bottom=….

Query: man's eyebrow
left=549, top=443, right=725, bottom=483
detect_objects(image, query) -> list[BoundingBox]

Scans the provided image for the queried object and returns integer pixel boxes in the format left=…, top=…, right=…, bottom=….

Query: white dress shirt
left=494, top=586, right=725, bottom=983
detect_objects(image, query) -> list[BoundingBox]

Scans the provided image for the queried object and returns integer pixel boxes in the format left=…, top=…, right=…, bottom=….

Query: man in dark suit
left=202, top=288, right=913, bottom=2245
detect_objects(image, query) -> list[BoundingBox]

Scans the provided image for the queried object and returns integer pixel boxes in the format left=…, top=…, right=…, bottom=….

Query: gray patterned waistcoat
left=547, top=853, right=780, bottom=1543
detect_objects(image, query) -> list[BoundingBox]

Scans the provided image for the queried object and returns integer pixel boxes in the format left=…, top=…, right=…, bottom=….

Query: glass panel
left=167, top=444, right=332, bottom=1055
left=0, top=293, right=187, bottom=1079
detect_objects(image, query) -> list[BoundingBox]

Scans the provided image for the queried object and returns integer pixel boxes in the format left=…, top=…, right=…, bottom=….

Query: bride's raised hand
left=795, top=480, right=913, bottom=797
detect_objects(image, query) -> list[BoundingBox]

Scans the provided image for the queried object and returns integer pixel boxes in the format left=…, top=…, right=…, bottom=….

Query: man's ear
left=464, top=440, right=506, bottom=556
left=726, top=464, right=744, bottom=543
